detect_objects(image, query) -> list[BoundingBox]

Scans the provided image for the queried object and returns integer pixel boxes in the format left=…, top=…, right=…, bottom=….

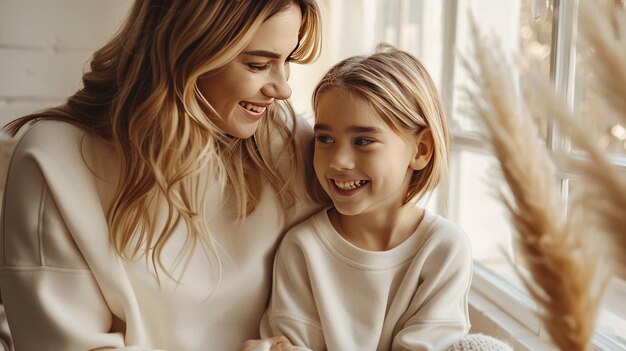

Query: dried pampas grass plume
left=565, top=0, right=626, bottom=279
left=463, top=16, right=607, bottom=351
left=524, top=72, right=626, bottom=280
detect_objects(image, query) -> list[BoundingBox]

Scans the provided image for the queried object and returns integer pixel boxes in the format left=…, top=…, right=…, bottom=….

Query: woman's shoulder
left=13, top=119, right=92, bottom=156
left=9, top=119, right=118, bottom=184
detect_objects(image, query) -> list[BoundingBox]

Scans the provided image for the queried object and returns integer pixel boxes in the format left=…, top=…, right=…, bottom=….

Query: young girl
left=261, top=45, right=472, bottom=350
left=0, top=0, right=321, bottom=350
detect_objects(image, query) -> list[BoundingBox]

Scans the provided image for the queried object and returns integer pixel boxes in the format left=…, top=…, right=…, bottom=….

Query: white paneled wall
left=0, top=0, right=132, bottom=200
left=0, top=0, right=132, bottom=126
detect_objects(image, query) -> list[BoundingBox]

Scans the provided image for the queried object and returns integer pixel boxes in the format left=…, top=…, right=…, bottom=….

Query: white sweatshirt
left=262, top=209, right=472, bottom=351
left=0, top=120, right=316, bottom=351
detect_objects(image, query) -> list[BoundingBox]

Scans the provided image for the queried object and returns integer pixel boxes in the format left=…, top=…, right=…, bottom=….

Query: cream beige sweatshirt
left=262, top=209, right=472, bottom=351
left=0, top=119, right=315, bottom=351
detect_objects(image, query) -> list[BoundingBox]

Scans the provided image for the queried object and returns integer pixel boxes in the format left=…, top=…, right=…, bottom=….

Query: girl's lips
left=330, top=179, right=369, bottom=197
left=333, top=179, right=368, bottom=189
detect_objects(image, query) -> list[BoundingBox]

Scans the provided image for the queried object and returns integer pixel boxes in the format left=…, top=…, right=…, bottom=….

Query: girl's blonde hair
left=4, top=0, right=321, bottom=274
left=310, top=44, right=448, bottom=205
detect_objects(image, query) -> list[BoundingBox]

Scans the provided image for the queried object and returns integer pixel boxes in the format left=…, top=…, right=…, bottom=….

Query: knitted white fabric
left=446, top=334, right=513, bottom=351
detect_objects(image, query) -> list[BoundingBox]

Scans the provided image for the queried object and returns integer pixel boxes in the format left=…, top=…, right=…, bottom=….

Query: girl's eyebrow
left=313, top=123, right=331, bottom=131
left=347, top=126, right=384, bottom=134
left=314, top=123, right=384, bottom=134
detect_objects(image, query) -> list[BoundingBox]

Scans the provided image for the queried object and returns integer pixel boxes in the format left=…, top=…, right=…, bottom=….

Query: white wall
left=0, top=0, right=132, bottom=201
left=0, top=0, right=133, bottom=127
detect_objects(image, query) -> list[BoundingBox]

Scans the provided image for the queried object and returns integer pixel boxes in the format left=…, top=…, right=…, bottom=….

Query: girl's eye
left=354, top=137, right=375, bottom=146
left=315, top=135, right=334, bottom=144
left=248, top=63, right=270, bottom=71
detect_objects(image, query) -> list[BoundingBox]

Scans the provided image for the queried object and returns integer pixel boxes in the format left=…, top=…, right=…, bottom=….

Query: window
left=445, top=0, right=626, bottom=349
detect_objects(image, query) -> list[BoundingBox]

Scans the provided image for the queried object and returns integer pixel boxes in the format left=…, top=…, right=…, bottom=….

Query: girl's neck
left=328, top=205, right=425, bottom=252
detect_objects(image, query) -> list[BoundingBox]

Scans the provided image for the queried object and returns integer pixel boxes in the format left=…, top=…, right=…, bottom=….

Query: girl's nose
left=328, top=146, right=355, bottom=170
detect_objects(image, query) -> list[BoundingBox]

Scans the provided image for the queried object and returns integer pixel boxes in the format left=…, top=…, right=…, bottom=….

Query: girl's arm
left=392, top=229, right=473, bottom=351
left=0, top=293, right=12, bottom=351
left=260, top=230, right=323, bottom=351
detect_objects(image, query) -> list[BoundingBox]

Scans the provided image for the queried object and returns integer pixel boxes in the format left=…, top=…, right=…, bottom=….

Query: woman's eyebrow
left=242, top=50, right=281, bottom=59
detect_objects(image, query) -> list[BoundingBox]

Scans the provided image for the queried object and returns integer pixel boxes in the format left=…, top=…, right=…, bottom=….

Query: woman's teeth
left=334, top=180, right=368, bottom=190
left=239, top=102, right=266, bottom=113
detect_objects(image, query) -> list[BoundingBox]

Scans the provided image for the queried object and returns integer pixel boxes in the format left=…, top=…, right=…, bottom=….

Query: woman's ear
left=410, top=128, right=434, bottom=171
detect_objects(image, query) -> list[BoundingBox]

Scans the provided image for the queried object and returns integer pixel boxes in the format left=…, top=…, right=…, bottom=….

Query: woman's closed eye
left=247, top=63, right=270, bottom=71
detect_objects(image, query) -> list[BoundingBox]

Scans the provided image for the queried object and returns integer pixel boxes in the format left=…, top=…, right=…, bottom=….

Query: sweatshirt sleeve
left=392, top=227, right=473, bottom=351
left=260, top=230, right=324, bottom=351
left=0, top=133, right=141, bottom=351
left=0, top=292, right=13, bottom=351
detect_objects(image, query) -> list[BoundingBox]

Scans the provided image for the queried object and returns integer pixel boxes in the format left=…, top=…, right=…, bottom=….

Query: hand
left=238, top=336, right=294, bottom=351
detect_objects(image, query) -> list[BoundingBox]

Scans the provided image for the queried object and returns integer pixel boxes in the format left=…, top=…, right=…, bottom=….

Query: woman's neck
left=328, top=205, right=424, bottom=251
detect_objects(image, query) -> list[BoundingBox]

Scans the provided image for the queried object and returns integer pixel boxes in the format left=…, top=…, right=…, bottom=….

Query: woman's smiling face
left=197, top=4, right=302, bottom=138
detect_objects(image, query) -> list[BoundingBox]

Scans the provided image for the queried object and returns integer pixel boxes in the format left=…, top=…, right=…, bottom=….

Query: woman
left=0, top=0, right=321, bottom=350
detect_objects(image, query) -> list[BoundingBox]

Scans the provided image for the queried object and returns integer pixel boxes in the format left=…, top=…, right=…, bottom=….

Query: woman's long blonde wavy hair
left=309, top=44, right=448, bottom=205
left=4, top=0, right=321, bottom=276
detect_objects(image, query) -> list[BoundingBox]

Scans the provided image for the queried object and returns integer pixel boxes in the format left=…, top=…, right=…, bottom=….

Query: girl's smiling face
left=313, top=88, right=421, bottom=217
left=197, top=4, right=302, bottom=138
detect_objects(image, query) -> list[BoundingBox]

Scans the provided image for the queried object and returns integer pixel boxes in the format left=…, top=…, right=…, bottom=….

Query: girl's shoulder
left=419, top=211, right=471, bottom=256
left=282, top=208, right=328, bottom=242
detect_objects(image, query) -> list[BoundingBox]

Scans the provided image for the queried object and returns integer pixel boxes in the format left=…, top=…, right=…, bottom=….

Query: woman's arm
left=0, top=128, right=152, bottom=350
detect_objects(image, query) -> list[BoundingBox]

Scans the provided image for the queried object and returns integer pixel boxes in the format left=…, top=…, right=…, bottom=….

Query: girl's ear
left=410, top=128, right=434, bottom=171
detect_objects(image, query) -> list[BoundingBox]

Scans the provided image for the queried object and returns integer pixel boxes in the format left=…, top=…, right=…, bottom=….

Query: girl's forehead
left=315, top=90, right=391, bottom=132
left=317, top=90, right=371, bottom=118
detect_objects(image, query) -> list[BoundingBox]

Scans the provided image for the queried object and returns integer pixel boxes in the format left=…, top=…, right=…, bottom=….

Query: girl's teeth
left=334, top=180, right=367, bottom=190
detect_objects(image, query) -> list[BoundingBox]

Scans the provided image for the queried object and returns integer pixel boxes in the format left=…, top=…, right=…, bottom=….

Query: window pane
left=453, top=0, right=521, bottom=134
left=451, top=149, right=514, bottom=265
left=400, top=0, right=444, bottom=90
left=519, top=0, right=554, bottom=139
left=572, top=2, right=626, bottom=157
left=519, top=0, right=553, bottom=78
left=452, top=0, right=551, bottom=138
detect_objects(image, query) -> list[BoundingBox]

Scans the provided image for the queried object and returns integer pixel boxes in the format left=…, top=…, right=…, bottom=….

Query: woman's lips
left=239, top=101, right=269, bottom=121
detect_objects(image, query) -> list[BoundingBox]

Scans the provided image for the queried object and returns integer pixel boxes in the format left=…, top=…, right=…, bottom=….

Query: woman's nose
left=262, top=65, right=292, bottom=100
